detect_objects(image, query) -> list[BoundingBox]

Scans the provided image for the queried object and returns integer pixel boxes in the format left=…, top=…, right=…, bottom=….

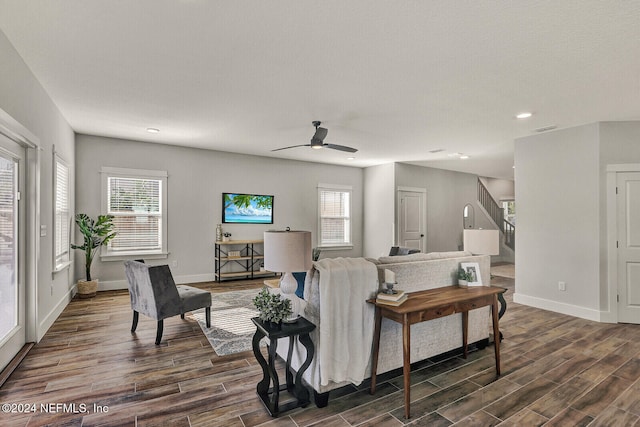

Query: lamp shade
left=463, top=229, right=499, bottom=256
left=263, top=230, right=312, bottom=272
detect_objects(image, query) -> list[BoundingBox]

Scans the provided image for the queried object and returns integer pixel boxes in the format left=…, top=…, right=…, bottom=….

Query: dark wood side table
left=251, top=317, right=316, bottom=417
left=368, top=285, right=506, bottom=419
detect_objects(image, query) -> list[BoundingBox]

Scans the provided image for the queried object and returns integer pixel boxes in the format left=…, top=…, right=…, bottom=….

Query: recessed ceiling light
left=346, top=157, right=355, bottom=160
left=146, top=127, right=160, bottom=133
left=516, top=112, right=532, bottom=119
left=460, top=155, right=470, bottom=160
left=447, top=152, right=462, bottom=158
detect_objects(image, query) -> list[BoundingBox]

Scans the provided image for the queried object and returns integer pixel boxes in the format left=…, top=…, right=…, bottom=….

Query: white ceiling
left=1, top=1, right=639, bottom=179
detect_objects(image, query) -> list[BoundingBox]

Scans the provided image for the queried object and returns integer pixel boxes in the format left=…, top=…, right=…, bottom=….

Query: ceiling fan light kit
left=272, top=121, right=358, bottom=153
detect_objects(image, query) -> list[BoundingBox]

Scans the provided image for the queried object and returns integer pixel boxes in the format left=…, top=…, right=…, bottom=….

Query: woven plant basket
left=77, top=280, right=98, bottom=298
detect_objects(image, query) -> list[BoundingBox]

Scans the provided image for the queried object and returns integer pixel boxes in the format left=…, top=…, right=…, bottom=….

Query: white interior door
left=398, top=189, right=426, bottom=251
left=617, top=172, right=640, bottom=324
left=0, top=134, right=26, bottom=370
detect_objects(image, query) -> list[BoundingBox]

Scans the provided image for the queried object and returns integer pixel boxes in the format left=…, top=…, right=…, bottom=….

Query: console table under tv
left=214, top=240, right=277, bottom=282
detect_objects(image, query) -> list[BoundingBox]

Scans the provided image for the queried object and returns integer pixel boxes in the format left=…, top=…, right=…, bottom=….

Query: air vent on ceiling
left=534, top=125, right=557, bottom=133
left=429, top=149, right=445, bottom=153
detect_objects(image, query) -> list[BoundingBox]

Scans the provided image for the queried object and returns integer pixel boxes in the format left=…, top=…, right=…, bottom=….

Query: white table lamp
left=264, top=230, right=312, bottom=322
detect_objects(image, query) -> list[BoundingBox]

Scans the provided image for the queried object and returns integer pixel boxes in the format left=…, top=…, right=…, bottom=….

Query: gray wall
left=515, top=124, right=600, bottom=316
left=395, top=163, right=494, bottom=252
left=480, top=177, right=515, bottom=202
left=0, top=29, right=75, bottom=340
left=514, top=121, right=640, bottom=320
left=75, top=134, right=363, bottom=288
left=598, top=122, right=640, bottom=312
left=363, top=163, right=395, bottom=258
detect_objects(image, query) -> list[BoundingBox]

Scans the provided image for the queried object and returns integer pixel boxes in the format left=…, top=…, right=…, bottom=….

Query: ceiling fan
left=272, top=121, right=358, bottom=153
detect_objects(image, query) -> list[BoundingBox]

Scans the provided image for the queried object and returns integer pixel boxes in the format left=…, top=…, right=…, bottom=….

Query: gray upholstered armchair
left=124, top=260, right=211, bottom=345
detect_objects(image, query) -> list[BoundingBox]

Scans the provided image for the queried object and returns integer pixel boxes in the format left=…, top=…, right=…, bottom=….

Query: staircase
left=477, top=179, right=515, bottom=250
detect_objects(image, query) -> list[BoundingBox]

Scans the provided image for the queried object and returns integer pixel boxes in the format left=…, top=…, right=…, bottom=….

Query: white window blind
left=54, top=157, right=70, bottom=268
left=0, top=157, right=15, bottom=263
left=107, top=176, right=162, bottom=252
left=318, top=186, right=351, bottom=247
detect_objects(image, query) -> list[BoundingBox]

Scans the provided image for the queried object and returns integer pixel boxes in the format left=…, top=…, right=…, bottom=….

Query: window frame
left=317, top=183, right=353, bottom=249
left=53, top=152, right=71, bottom=272
left=100, top=166, right=168, bottom=261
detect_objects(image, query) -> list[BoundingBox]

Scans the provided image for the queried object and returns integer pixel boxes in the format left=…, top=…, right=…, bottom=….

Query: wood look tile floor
left=1, top=270, right=639, bottom=426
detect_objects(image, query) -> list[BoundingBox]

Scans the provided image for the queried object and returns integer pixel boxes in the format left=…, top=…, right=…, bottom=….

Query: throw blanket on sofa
left=312, top=257, right=379, bottom=386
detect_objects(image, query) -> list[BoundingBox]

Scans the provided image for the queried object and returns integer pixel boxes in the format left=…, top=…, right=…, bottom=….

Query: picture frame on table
left=460, top=262, right=482, bottom=286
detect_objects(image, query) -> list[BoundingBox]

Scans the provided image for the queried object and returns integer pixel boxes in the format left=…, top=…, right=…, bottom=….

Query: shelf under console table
left=214, top=239, right=277, bottom=282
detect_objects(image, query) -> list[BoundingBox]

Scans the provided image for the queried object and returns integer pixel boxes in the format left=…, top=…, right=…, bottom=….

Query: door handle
left=420, top=234, right=425, bottom=237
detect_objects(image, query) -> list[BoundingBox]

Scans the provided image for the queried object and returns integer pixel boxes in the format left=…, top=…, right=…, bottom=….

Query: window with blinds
left=318, top=186, right=352, bottom=247
left=108, top=177, right=162, bottom=251
left=101, top=167, right=168, bottom=258
left=54, top=156, right=70, bottom=269
left=0, top=157, right=16, bottom=268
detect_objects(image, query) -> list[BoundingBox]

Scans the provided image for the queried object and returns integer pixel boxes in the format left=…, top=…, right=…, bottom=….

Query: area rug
left=189, top=288, right=262, bottom=356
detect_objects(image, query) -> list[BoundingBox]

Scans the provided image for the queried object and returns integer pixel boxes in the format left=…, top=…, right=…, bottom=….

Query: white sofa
left=275, top=251, right=492, bottom=406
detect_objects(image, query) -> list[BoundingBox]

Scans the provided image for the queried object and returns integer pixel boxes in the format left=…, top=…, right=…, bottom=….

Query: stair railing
left=477, top=178, right=515, bottom=250
left=477, top=179, right=504, bottom=228
left=503, top=219, right=515, bottom=250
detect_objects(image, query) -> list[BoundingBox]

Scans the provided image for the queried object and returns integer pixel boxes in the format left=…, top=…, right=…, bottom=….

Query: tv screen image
left=223, top=193, right=274, bottom=224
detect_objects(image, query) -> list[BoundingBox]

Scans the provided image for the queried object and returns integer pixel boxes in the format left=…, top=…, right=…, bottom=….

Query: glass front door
left=0, top=135, right=25, bottom=371
left=0, top=153, right=17, bottom=339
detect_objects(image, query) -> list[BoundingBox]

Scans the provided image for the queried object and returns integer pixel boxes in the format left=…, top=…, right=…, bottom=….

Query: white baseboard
left=98, top=273, right=217, bottom=291
left=597, top=311, right=618, bottom=324
left=513, top=292, right=603, bottom=322
left=38, top=287, right=75, bottom=341
left=98, top=279, right=128, bottom=291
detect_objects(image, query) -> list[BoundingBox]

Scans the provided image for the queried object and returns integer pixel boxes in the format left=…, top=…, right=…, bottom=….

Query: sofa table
left=263, top=278, right=280, bottom=289
left=251, top=317, right=315, bottom=417
left=368, top=285, right=506, bottom=419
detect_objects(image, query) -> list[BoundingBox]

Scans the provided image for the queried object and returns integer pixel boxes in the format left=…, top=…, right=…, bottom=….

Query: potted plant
left=71, top=213, right=116, bottom=298
left=458, top=268, right=472, bottom=287
left=253, top=288, right=292, bottom=327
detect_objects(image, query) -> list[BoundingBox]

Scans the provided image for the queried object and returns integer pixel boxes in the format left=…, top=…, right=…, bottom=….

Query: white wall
left=0, top=29, right=75, bottom=340
left=363, top=163, right=395, bottom=258
left=514, top=121, right=640, bottom=321
left=395, top=163, right=494, bottom=252
left=75, top=134, right=363, bottom=288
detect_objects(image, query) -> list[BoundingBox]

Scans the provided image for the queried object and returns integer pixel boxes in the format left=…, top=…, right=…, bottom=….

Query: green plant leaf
left=71, top=213, right=117, bottom=281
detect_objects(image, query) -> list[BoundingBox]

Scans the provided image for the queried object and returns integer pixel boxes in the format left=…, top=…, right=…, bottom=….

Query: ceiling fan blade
left=271, top=144, right=311, bottom=152
left=312, top=127, right=328, bottom=142
left=324, top=143, right=358, bottom=153
left=274, top=122, right=356, bottom=153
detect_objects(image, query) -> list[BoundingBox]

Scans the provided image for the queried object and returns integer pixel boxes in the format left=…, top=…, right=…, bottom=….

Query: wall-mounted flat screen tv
left=222, top=193, right=274, bottom=224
